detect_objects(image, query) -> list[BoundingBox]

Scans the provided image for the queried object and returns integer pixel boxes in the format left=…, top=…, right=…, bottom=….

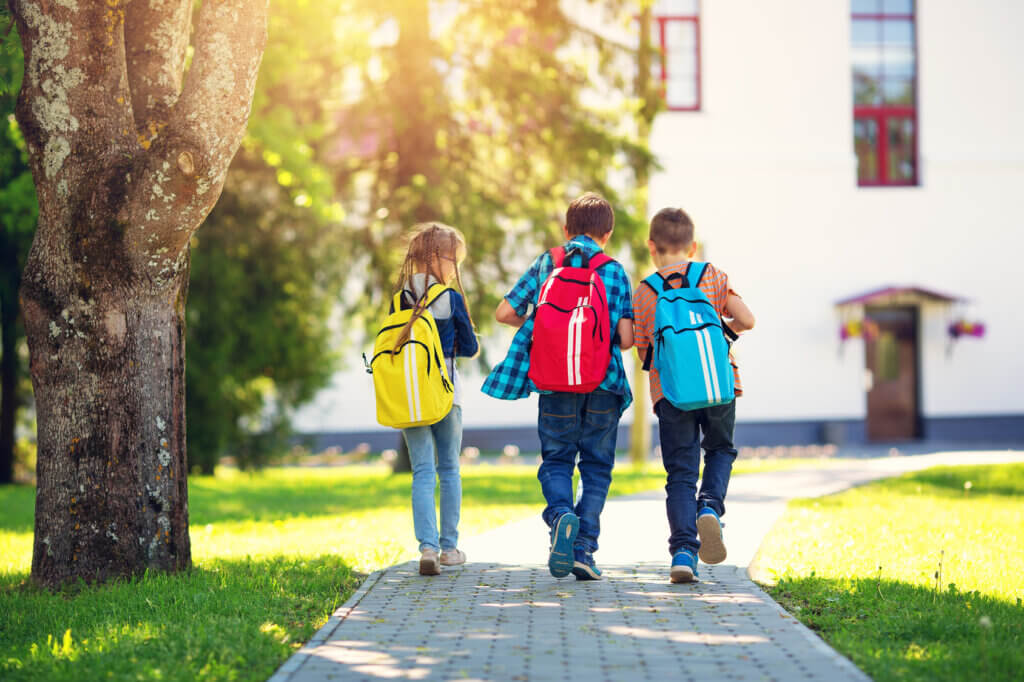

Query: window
left=851, top=0, right=918, bottom=186
left=652, top=0, right=701, bottom=111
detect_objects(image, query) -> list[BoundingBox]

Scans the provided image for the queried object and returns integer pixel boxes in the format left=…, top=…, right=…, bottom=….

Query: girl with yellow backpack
left=367, top=224, right=478, bottom=575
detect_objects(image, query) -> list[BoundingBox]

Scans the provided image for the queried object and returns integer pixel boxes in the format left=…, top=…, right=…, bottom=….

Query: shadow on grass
left=768, top=575, right=1024, bottom=682
left=0, top=554, right=363, bottom=682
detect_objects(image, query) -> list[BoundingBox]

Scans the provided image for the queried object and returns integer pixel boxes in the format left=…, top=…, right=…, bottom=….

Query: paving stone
left=271, top=451, right=1024, bottom=681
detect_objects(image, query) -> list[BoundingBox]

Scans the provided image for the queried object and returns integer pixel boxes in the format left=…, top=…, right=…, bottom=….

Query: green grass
left=0, top=463, right=664, bottom=681
left=0, top=455, right=836, bottom=681
left=756, top=463, right=1024, bottom=682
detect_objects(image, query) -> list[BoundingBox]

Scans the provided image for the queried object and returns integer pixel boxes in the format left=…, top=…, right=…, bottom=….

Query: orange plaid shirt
left=632, top=261, right=743, bottom=412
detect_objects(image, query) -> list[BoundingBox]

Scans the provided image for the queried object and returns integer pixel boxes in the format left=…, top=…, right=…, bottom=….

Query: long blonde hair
left=393, top=223, right=473, bottom=349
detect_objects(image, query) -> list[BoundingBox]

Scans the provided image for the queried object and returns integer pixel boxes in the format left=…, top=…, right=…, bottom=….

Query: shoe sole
left=572, top=562, right=601, bottom=581
left=548, top=513, right=579, bottom=578
left=670, top=564, right=698, bottom=583
left=419, top=556, right=440, bottom=576
left=697, top=514, right=727, bottom=564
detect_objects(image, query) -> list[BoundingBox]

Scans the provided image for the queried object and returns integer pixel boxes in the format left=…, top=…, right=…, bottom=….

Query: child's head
left=648, top=207, right=697, bottom=263
left=393, top=222, right=473, bottom=350
left=399, top=222, right=467, bottom=288
left=565, top=192, right=614, bottom=244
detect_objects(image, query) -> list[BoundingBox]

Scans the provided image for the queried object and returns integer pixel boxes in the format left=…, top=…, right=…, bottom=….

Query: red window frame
left=654, top=11, right=701, bottom=112
left=852, top=5, right=919, bottom=187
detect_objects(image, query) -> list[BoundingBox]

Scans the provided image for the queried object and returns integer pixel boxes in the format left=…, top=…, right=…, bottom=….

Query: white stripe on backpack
left=690, top=311, right=714, bottom=402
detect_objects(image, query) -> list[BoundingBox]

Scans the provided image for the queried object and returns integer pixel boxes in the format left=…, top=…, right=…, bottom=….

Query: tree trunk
left=0, top=282, right=17, bottom=485
left=11, top=0, right=268, bottom=588
left=630, top=4, right=657, bottom=465
left=22, top=266, right=191, bottom=583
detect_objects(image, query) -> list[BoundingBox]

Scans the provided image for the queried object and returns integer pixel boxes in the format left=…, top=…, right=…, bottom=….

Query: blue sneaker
left=696, top=507, right=726, bottom=564
left=670, top=550, right=699, bottom=584
left=572, top=548, right=602, bottom=581
left=548, top=512, right=579, bottom=578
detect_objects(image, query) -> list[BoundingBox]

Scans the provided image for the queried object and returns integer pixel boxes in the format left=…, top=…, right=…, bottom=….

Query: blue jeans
left=402, top=406, right=462, bottom=552
left=655, top=399, right=738, bottom=556
left=537, top=390, right=621, bottom=554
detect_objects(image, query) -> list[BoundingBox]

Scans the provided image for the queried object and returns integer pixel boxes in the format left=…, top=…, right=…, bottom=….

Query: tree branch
left=123, top=0, right=268, bottom=282
left=124, top=0, right=192, bottom=146
left=10, top=0, right=132, bottom=208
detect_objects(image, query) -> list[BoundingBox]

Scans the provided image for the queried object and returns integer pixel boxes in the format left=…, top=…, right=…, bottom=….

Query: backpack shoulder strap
left=391, top=290, right=405, bottom=314
left=588, top=252, right=613, bottom=270
left=687, top=262, right=709, bottom=288
left=642, top=273, right=664, bottom=294
left=549, top=247, right=566, bottom=268
left=424, top=282, right=452, bottom=309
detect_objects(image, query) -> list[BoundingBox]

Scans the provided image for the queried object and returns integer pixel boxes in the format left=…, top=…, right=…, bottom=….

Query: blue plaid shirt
left=482, top=235, right=633, bottom=413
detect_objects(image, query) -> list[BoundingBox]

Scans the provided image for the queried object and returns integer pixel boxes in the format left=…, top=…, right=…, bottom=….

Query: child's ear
left=561, top=224, right=570, bottom=241
left=687, top=241, right=699, bottom=259
left=646, top=240, right=658, bottom=259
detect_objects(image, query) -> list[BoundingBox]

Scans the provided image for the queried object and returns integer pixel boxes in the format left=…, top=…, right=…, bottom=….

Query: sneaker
left=696, top=507, right=727, bottom=564
left=572, top=548, right=602, bottom=581
left=419, top=548, right=441, bottom=576
left=548, top=512, right=579, bottom=578
left=440, top=548, right=466, bottom=566
left=670, top=550, right=699, bottom=584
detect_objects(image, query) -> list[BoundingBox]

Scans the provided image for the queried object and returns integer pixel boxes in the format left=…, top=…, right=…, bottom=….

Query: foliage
left=0, top=464, right=665, bottom=681
left=0, top=20, right=35, bottom=485
left=758, top=463, right=1024, bottom=682
left=185, top=158, right=345, bottom=474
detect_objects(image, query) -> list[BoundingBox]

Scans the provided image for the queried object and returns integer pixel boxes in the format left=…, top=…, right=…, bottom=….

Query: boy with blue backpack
left=632, top=207, right=755, bottom=583
left=486, top=192, right=634, bottom=581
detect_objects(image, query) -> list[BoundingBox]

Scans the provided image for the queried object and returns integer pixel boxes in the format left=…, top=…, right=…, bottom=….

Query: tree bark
left=630, top=3, right=658, bottom=465
left=11, top=0, right=268, bottom=588
left=0, top=276, right=17, bottom=485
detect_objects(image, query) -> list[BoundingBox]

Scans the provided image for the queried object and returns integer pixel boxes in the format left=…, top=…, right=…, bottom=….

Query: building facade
left=644, top=0, right=1024, bottom=444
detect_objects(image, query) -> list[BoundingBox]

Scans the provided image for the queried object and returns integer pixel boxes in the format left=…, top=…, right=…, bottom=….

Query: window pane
left=881, top=50, right=915, bottom=78
left=654, top=0, right=698, bottom=15
left=882, top=0, right=913, bottom=14
left=853, top=71, right=881, bottom=105
left=882, top=76, right=914, bottom=105
left=851, top=19, right=880, bottom=46
left=851, top=0, right=880, bottom=13
left=882, top=19, right=914, bottom=46
left=855, top=118, right=879, bottom=183
left=876, top=331, right=900, bottom=381
left=666, top=78, right=698, bottom=109
left=887, top=117, right=916, bottom=181
left=665, top=19, right=697, bottom=49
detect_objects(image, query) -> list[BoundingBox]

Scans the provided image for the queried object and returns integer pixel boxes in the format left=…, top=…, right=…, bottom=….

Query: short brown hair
left=649, top=207, right=694, bottom=253
left=566, top=192, right=614, bottom=238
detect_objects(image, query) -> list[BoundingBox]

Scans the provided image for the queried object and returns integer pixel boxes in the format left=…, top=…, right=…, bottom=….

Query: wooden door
left=865, top=306, right=920, bottom=441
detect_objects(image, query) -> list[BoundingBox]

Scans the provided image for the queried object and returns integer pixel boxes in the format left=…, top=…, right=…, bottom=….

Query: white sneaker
left=419, top=548, right=440, bottom=576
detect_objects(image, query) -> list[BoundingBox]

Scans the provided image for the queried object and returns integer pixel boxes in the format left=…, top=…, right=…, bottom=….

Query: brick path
left=270, top=450, right=1023, bottom=681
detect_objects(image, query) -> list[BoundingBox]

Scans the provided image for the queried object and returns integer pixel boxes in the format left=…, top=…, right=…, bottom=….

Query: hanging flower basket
left=839, top=319, right=879, bottom=342
left=948, top=320, right=985, bottom=339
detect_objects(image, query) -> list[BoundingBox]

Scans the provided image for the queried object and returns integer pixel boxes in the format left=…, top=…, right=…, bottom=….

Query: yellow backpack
left=367, top=283, right=454, bottom=428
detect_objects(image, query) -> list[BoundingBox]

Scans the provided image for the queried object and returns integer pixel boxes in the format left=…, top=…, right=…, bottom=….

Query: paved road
left=270, top=450, right=1023, bottom=681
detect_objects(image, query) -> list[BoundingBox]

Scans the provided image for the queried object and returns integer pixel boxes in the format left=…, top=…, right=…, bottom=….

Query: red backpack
left=529, top=247, right=614, bottom=393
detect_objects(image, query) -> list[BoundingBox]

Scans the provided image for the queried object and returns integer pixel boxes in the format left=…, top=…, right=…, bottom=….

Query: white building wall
left=647, top=0, right=1024, bottom=423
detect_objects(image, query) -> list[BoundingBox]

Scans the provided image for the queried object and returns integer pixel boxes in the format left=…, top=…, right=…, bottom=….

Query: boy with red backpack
left=486, top=192, right=634, bottom=581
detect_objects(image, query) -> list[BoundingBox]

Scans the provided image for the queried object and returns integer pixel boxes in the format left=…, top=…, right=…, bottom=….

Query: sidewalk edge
left=739, top=565, right=871, bottom=681
left=266, top=568, right=386, bottom=682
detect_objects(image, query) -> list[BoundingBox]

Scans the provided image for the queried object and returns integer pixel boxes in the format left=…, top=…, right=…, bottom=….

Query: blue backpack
left=642, top=263, right=736, bottom=411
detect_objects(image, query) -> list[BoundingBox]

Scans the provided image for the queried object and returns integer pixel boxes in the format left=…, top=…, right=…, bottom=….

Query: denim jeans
left=537, top=390, right=621, bottom=554
left=402, top=405, right=462, bottom=552
left=655, top=399, right=738, bottom=556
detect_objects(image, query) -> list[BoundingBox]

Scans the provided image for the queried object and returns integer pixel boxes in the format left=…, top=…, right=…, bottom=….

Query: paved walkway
left=270, top=450, right=1024, bottom=682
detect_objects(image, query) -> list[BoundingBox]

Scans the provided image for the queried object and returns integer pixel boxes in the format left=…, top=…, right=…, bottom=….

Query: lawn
left=0, top=456, right=834, bottom=681
left=756, top=463, right=1024, bottom=682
